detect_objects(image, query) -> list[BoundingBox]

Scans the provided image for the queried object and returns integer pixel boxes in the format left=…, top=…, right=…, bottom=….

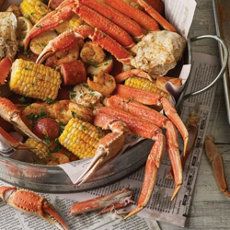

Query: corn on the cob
left=20, top=0, right=49, bottom=24
left=25, top=138, right=49, bottom=159
left=55, top=15, right=83, bottom=34
left=125, top=77, right=169, bottom=98
left=59, top=118, right=103, bottom=159
left=10, top=59, right=61, bottom=101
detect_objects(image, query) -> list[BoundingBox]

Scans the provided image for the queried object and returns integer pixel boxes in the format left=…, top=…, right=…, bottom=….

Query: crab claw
left=0, top=97, right=41, bottom=142
left=0, top=57, right=12, bottom=84
left=0, top=186, right=68, bottom=230
left=0, top=126, right=31, bottom=153
left=76, top=116, right=129, bottom=185
left=36, top=30, right=84, bottom=64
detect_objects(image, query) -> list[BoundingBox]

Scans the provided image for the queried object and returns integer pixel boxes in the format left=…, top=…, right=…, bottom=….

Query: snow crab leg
left=70, top=188, right=134, bottom=215
left=76, top=119, right=130, bottom=184
left=24, top=0, right=135, bottom=49
left=79, top=0, right=144, bottom=39
left=0, top=186, right=68, bottom=230
left=77, top=99, right=183, bottom=219
left=135, top=0, right=176, bottom=32
left=204, top=136, right=230, bottom=198
left=104, top=0, right=159, bottom=31
left=0, top=98, right=41, bottom=142
left=92, top=107, right=168, bottom=218
left=105, top=95, right=183, bottom=199
left=116, top=84, right=189, bottom=155
left=36, top=25, right=131, bottom=65
left=0, top=127, right=30, bottom=152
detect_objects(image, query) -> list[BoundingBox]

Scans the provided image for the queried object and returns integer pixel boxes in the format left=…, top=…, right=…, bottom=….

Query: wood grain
left=160, top=0, right=230, bottom=229
left=0, top=0, right=229, bottom=229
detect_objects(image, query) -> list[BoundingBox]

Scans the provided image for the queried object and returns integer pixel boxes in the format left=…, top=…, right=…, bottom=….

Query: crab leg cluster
left=24, top=0, right=176, bottom=65
left=0, top=186, right=68, bottom=230
left=74, top=84, right=188, bottom=218
left=36, top=25, right=131, bottom=65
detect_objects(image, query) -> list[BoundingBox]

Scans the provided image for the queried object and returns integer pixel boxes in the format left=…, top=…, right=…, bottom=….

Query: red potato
left=60, top=60, right=87, bottom=85
left=34, top=118, right=60, bottom=139
left=87, top=58, right=113, bottom=76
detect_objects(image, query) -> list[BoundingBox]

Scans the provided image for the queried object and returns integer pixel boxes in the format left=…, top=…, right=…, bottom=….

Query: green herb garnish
left=45, top=98, right=54, bottom=104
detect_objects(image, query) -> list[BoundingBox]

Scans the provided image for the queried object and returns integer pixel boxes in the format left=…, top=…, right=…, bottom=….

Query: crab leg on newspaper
left=205, top=136, right=230, bottom=198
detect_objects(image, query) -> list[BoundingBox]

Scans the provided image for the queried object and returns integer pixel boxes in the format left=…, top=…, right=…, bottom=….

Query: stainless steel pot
left=0, top=34, right=227, bottom=192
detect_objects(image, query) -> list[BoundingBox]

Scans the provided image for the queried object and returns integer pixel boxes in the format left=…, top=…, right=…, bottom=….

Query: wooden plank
left=160, top=146, right=230, bottom=230
left=0, top=1, right=229, bottom=230
left=159, top=0, right=230, bottom=229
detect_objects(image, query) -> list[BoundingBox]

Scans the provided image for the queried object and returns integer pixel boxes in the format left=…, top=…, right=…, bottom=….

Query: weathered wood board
left=160, top=0, right=230, bottom=229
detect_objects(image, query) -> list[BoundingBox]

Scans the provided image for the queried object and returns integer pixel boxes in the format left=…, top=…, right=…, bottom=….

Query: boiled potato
left=30, top=31, right=57, bottom=55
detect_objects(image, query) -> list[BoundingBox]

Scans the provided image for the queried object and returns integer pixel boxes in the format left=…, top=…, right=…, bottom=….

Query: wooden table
left=0, top=1, right=229, bottom=229
left=160, top=0, right=230, bottom=229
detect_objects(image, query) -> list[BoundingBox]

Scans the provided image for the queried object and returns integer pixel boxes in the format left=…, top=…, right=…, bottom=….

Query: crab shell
left=0, top=186, right=68, bottom=230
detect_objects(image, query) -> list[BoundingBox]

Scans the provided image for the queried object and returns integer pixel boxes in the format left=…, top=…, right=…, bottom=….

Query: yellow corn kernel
left=10, top=59, right=61, bottom=101
left=25, top=138, right=49, bottom=159
left=55, top=15, right=83, bottom=34
left=125, top=77, right=169, bottom=98
left=59, top=118, right=103, bottom=159
left=20, top=0, right=49, bottom=24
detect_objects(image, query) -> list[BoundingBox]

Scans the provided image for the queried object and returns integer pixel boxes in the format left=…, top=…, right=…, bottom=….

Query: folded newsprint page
left=0, top=52, right=219, bottom=230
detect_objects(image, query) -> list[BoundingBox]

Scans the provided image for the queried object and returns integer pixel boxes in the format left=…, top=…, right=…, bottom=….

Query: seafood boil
left=0, top=0, right=193, bottom=228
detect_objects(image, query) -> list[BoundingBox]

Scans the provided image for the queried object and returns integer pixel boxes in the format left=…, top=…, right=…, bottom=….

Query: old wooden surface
left=0, top=0, right=229, bottom=229
left=160, top=0, right=230, bottom=229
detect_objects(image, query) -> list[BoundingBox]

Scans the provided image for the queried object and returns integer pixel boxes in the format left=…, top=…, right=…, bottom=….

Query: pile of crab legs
left=26, top=0, right=176, bottom=62
left=0, top=0, right=176, bottom=76
left=0, top=98, right=229, bottom=230
left=0, top=84, right=188, bottom=229
left=0, top=0, right=228, bottom=229
left=0, top=0, right=186, bottom=229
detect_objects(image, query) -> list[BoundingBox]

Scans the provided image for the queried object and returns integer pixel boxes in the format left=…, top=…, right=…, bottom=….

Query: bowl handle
left=176, top=35, right=228, bottom=108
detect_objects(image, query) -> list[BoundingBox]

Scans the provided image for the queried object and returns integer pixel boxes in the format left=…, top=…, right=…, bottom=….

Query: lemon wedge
left=17, top=16, right=32, bottom=46
left=30, top=31, right=57, bottom=55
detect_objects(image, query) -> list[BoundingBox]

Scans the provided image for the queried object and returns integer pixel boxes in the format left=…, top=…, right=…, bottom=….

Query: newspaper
left=0, top=52, right=219, bottom=229
left=163, top=0, right=197, bottom=38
